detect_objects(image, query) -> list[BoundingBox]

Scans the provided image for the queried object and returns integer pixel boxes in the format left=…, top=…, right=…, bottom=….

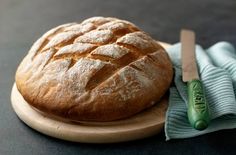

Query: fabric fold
left=165, top=42, right=236, bottom=140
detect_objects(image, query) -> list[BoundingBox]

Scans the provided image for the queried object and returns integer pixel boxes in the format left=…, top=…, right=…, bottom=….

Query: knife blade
left=181, top=29, right=210, bottom=130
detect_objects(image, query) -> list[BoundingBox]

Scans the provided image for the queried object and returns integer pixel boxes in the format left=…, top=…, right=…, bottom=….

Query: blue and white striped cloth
left=165, top=42, right=236, bottom=140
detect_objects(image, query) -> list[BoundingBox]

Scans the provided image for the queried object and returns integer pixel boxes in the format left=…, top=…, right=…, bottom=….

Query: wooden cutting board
left=11, top=42, right=171, bottom=143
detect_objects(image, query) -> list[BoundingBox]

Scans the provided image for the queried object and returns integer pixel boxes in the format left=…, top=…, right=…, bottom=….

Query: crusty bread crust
left=15, top=17, right=173, bottom=121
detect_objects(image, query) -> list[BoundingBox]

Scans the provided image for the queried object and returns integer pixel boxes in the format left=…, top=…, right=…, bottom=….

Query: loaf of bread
left=15, top=17, right=173, bottom=122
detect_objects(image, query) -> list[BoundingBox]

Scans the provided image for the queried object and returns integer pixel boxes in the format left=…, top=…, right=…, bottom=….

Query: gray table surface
left=1, top=0, right=236, bottom=154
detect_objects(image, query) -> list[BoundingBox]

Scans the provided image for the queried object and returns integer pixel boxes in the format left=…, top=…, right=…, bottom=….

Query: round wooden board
left=11, top=42, right=171, bottom=143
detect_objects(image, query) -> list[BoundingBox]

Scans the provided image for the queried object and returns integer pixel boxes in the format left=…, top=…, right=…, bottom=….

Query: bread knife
left=181, top=29, right=210, bottom=130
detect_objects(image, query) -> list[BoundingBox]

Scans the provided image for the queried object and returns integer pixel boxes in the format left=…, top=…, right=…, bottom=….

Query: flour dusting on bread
left=15, top=17, right=173, bottom=121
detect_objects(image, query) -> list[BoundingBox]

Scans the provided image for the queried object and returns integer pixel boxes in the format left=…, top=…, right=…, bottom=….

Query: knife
left=181, top=29, right=210, bottom=130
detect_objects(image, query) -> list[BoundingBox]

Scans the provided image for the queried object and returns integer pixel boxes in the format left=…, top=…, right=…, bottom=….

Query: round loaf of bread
left=15, top=17, right=173, bottom=122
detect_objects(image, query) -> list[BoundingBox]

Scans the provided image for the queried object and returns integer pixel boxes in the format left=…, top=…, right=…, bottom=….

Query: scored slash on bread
left=15, top=17, right=173, bottom=122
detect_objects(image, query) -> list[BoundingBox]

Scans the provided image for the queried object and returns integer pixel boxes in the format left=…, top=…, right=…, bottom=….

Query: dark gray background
left=1, top=0, right=236, bottom=154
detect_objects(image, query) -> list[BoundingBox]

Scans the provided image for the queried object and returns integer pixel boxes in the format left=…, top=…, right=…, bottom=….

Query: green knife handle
left=187, top=79, right=210, bottom=130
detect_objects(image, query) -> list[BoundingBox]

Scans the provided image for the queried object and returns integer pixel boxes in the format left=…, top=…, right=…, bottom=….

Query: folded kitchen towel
left=165, top=42, right=236, bottom=140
